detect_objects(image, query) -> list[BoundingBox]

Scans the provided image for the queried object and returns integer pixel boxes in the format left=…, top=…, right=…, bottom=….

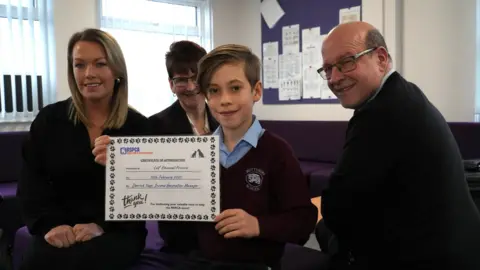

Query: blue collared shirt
left=213, top=116, right=265, bottom=168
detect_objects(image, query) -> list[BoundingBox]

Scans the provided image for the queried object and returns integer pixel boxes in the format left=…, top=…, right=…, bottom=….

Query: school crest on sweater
left=245, top=168, right=265, bottom=191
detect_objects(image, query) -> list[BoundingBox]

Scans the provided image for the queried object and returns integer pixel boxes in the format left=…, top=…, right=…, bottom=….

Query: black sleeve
left=147, top=115, right=165, bottom=136
left=16, top=109, right=67, bottom=236
left=321, top=111, right=396, bottom=241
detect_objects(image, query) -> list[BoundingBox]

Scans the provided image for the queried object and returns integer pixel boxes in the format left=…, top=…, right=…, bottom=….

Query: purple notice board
left=261, top=0, right=362, bottom=105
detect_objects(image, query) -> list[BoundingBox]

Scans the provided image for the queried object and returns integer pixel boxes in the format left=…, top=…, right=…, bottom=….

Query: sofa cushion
left=0, top=181, right=17, bottom=199
left=298, top=162, right=335, bottom=197
left=261, top=121, right=347, bottom=163
left=448, top=123, right=480, bottom=159
left=0, top=182, right=23, bottom=239
left=281, top=243, right=330, bottom=270
left=144, top=221, right=163, bottom=252
left=0, top=131, right=27, bottom=183
left=12, top=226, right=30, bottom=270
left=299, top=161, right=333, bottom=175
left=310, top=168, right=335, bottom=197
left=262, top=121, right=480, bottom=162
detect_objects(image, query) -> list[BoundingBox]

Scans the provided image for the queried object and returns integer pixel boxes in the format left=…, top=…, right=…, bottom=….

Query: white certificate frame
left=105, top=135, right=220, bottom=222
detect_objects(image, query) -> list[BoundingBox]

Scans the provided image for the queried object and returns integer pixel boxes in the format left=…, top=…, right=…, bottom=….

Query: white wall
left=402, top=0, right=477, bottom=122
left=50, top=0, right=478, bottom=122
left=53, top=0, right=98, bottom=102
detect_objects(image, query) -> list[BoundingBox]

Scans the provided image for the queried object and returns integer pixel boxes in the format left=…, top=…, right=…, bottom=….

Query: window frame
left=476, top=0, right=480, bottom=122
left=0, top=0, right=55, bottom=123
left=0, top=0, right=39, bottom=20
left=96, top=0, right=213, bottom=116
left=97, top=0, right=213, bottom=51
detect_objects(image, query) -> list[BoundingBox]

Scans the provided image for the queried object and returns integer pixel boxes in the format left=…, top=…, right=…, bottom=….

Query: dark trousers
left=18, top=230, right=145, bottom=270
left=315, top=219, right=334, bottom=253
left=173, top=251, right=272, bottom=270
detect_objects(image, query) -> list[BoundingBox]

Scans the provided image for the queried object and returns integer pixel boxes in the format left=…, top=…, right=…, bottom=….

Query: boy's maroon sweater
left=196, top=130, right=318, bottom=266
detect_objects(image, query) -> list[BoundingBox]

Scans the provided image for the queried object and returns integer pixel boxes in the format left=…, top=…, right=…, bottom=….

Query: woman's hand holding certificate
left=93, top=135, right=110, bottom=166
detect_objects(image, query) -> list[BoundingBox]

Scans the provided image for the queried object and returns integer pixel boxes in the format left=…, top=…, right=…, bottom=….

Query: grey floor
left=304, top=233, right=320, bottom=250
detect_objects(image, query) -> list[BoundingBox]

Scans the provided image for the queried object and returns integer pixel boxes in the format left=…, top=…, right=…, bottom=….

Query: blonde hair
left=67, top=28, right=128, bottom=129
left=197, top=44, right=261, bottom=96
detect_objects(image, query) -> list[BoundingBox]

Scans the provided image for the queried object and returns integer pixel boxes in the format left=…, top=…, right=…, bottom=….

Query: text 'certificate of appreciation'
left=105, top=136, right=220, bottom=222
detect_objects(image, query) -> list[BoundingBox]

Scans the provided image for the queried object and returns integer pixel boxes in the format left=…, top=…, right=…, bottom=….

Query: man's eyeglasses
left=171, top=75, right=197, bottom=88
left=317, top=47, right=377, bottom=80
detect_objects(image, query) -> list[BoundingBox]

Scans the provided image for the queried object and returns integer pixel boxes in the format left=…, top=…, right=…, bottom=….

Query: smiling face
left=170, top=70, right=205, bottom=110
left=205, top=62, right=261, bottom=132
left=321, top=26, right=388, bottom=109
left=72, top=41, right=115, bottom=102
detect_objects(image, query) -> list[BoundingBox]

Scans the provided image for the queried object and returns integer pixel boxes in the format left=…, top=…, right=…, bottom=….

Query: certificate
left=105, top=135, right=220, bottom=222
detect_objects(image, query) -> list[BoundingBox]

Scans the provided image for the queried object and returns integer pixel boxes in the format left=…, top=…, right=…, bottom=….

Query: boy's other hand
left=44, top=225, right=76, bottom=248
left=92, top=135, right=111, bottom=166
left=214, top=209, right=260, bottom=238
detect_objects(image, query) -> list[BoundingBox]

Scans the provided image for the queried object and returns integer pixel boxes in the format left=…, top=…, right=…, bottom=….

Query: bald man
left=318, top=22, right=480, bottom=269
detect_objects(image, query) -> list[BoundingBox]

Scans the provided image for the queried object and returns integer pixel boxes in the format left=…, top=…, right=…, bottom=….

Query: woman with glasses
left=149, top=41, right=218, bottom=136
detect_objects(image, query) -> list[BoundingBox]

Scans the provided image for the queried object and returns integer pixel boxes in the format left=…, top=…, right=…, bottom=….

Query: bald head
left=320, top=21, right=391, bottom=109
left=324, top=22, right=388, bottom=57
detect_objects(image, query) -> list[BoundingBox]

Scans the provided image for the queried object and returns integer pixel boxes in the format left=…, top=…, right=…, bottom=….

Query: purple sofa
left=0, top=132, right=28, bottom=244
left=260, top=121, right=480, bottom=198
left=260, top=121, right=347, bottom=198
left=6, top=120, right=480, bottom=269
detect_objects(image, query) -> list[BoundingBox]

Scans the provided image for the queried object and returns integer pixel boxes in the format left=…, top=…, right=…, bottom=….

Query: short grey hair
left=365, top=29, right=391, bottom=59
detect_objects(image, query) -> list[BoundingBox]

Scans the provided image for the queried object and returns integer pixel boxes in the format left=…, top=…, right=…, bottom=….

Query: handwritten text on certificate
left=105, top=136, right=220, bottom=222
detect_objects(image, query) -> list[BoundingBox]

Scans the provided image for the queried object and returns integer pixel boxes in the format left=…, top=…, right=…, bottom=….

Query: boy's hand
left=73, top=223, right=104, bottom=242
left=92, top=135, right=111, bottom=166
left=214, top=209, right=260, bottom=239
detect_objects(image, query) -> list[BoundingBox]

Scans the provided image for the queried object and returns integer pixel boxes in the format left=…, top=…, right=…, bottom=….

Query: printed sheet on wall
left=260, top=0, right=362, bottom=105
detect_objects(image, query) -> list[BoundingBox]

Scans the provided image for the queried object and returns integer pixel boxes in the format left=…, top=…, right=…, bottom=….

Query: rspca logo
left=245, top=168, right=265, bottom=191
left=191, top=149, right=204, bottom=158
left=120, top=147, right=140, bottom=155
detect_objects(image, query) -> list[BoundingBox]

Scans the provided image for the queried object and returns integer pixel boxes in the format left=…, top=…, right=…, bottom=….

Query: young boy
left=182, top=44, right=318, bottom=269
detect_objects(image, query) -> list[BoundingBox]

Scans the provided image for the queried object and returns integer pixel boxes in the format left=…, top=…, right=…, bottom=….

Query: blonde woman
left=17, top=28, right=148, bottom=270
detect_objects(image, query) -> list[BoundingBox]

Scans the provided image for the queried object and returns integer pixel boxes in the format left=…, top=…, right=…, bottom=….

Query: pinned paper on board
left=301, top=27, right=323, bottom=99
left=263, top=41, right=279, bottom=58
left=279, top=53, right=302, bottom=79
left=339, top=6, right=361, bottom=24
left=282, top=24, right=300, bottom=54
left=262, top=42, right=279, bottom=89
left=261, top=0, right=285, bottom=29
left=279, top=78, right=302, bottom=101
left=278, top=53, right=302, bottom=101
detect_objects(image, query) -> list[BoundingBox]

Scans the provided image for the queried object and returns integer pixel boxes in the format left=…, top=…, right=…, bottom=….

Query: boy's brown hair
left=197, top=44, right=261, bottom=96
left=165, top=40, right=206, bottom=79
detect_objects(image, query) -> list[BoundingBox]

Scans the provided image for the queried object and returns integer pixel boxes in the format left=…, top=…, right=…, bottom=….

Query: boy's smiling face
left=206, top=62, right=262, bottom=133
